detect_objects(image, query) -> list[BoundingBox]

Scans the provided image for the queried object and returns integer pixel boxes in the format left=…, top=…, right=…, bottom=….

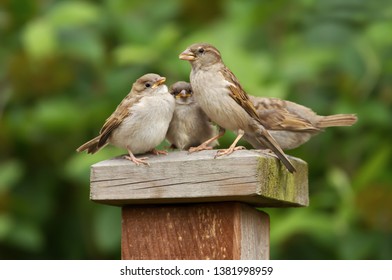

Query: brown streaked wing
left=97, top=93, right=143, bottom=147
left=252, top=97, right=319, bottom=132
left=219, top=66, right=296, bottom=172
left=220, top=67, right=260, bottom=121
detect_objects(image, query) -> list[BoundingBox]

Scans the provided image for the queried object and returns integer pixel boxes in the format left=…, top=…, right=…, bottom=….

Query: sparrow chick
left=179, top=43, right=296, bottom=173
left=166, top=81, right=218, bottom=150
left=245, top=96, right=358, bottom=150
left=76, top=73, right=175, bottom=166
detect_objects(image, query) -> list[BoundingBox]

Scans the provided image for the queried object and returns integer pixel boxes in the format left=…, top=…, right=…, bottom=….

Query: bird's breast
left=190, top=69, right=251, bottom=132
left=110, top=93, right=174, bottom=154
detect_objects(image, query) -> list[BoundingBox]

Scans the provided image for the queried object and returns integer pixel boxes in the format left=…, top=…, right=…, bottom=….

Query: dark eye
left=145, top=82, right=152, bottom=88
left=198, top=48, right=205, bottom=54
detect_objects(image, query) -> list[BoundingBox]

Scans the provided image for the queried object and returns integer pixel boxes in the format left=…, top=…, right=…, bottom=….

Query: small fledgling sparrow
left=179, top=43, right=296, bottom=173
left=244, top=96, right=358, bottom=150
left=166, top=81, right=218, bottom=151
left=76, top=73, right=175, bottom=166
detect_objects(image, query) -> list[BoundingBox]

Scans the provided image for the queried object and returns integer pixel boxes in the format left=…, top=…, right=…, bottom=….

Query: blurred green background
left=1, top=0, right=391, bottom=259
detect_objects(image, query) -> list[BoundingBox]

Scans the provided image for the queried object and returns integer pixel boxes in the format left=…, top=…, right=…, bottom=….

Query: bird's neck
left=191, top=60, right=223, bottom=72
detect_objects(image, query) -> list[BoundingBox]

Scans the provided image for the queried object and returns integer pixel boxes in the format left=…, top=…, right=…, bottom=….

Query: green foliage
left=1, top=0, right=391, bottom=259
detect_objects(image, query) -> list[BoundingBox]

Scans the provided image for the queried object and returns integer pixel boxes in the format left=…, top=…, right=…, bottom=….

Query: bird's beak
left=176, top=89, right=190, bottom=98
left=152, top=77, right=166, bottom=89
left=179, top=49, right=195, bottom=61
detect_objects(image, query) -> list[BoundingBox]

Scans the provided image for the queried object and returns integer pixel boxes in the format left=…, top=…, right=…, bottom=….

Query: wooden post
left=90, top=150, right=308, bottom=260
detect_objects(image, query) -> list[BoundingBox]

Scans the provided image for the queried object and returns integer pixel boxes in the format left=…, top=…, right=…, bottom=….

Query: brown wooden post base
left=121, top=202, right=270, bottom=260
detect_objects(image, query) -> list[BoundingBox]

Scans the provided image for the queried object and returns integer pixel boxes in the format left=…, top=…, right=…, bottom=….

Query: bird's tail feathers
left=254, top=127, right=296, bottom=173
left=76, top=136, right=104, bottom=154
left=317, top=114, right=357, bottom=128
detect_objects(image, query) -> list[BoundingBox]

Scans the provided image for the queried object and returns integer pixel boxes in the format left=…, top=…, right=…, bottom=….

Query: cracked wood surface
left=90, top=150, right=308, bottom=207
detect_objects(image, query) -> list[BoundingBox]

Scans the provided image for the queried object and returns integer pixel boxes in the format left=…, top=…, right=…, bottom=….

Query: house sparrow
left=76, top=73, right=175, bottom=166
left=245, top=96, right=358, bottom=150
left=166, top=81, right=219, bottom=150
left=179, top=43, right=296, bottom=173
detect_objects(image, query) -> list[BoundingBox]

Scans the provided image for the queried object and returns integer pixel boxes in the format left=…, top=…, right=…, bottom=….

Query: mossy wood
left=90, top=150, right=308, bottom=207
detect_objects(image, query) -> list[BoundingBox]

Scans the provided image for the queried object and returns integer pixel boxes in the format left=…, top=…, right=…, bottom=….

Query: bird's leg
left=188, top=127, right=225, bottom=153
left=150, top=148, right=168, bottom=156
left=188, top=137, right=218, bottom=153
left=124, top=146, right=150, bottom=166
left=215, top=130, right=246, bottom=158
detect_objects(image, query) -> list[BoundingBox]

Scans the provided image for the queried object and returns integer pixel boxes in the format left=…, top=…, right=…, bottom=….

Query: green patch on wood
left=256, top=156, right=309, bottom=207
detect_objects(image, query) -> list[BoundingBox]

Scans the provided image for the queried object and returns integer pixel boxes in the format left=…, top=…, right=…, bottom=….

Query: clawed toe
left=150, top=148, right=168, bottom=156
left=124, top=155, right=150, bottom=166
left=188, top=144, right=213, bottom=154
left=214, top=146, right=246, bottom=158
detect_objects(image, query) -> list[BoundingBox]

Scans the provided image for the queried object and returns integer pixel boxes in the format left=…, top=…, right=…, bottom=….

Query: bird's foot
left=188, top=143, right=213, bottom=154
left=124, top=155, right=150, bottom=166
left=150, top=148, right=168, bottom=156
left=214, top=146, right=246, bottom=158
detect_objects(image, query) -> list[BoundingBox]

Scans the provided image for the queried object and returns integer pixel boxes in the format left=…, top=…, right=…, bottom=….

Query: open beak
left=179, top=49, right=195, bottom=61
left=176, top=89, right=191, bottom=98
left=152, top=77, right=166, bottom=89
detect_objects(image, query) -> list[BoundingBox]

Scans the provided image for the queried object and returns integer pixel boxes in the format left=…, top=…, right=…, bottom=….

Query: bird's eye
left=145, top=82, right=152, bottom=88
left=198, top=48, right=205, bottom=54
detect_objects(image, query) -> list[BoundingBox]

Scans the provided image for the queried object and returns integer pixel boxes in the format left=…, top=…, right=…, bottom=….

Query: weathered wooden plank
left=121, top=202, right=269, bottom=260
left=90, top=150, right=308, bottom=207
left=238, top=203, right=270, bottom=259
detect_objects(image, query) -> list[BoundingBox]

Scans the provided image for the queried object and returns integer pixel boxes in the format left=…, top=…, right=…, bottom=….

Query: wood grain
left=121, top=202, right=269, bottom=260
left=90, top=150, right=308, bottom=207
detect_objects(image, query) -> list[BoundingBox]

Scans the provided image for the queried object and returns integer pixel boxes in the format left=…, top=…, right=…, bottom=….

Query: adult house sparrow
left=166, top=81, right=218, bottom=150
left=179, top=43, right=296, bottom=173
left=76, top=73, right=175, bottom=166
left=244, top=96, right=358, bottom=150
